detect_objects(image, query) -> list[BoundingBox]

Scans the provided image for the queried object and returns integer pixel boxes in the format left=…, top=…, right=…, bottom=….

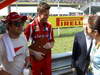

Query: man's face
left=84, top=23, right=94, bottom=37
left=9, top=22, right=24, bottom=36
left=39, top=10, right=49, bottom=23
left=86, top=24, right=93, bottom=34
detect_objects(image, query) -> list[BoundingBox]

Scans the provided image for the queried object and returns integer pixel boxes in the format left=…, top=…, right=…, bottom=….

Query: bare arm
left=29, top=48, right=45, bottom=61
left=43, top=42, right=54, bottom=49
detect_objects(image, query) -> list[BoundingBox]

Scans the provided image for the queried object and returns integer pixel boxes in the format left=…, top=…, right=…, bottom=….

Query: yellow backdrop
left=48, top=16, right=83, bottom=28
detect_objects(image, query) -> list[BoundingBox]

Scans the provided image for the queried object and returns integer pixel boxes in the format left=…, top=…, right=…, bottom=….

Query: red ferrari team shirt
left=24, top=18, right=54, bottom=54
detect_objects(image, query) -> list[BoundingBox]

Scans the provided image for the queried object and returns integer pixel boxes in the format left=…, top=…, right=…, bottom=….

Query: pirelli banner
left=48, top=16, right=83, bottom=28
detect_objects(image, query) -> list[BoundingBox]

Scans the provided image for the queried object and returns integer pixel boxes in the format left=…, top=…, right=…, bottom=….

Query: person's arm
left=43, top=25, right=55, bottom=49
left=29, top=48, right=45, bottom=61
left=0, top=39, right=5, bottom=70
left=24, top=47, right=32, bottom=71
left=21, top=34, right=31, bottom=68
left=24, top=48, right=30, bottom=68
left=72, top=33, right=81, bottom=67
left=43, top=42, right=54, bottom=49
left=24, top=24, right=31, bottom=41
left=72, top=34, right=78, bottom=72
left=72, top=33, right=81, bottom=73
left=0, top=40, right=11, bottom=75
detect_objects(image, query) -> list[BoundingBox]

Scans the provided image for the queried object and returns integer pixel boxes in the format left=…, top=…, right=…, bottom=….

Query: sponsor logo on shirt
left=14, top=46, right=24, bottom=52
left=34, top=34, right=48, bottom=39
left=34, top=25, right=40, bottom=32
left=44, top=27, right=48, bottom=31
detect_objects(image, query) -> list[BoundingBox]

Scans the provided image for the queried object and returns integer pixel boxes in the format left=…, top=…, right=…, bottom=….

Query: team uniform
left=24, top=18, right=54, bottom=75
left=0, top=33, right=29, bottom=75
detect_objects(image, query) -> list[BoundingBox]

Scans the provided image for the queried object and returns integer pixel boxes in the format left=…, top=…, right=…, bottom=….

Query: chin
left=17, top=32, right=22, bottom=36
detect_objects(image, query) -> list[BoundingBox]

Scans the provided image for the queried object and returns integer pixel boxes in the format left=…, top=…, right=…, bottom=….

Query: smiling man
left=24, top=2, right=55, bottom=75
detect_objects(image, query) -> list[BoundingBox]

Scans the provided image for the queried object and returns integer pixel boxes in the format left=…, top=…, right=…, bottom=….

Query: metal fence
left=52, top=52, right=73, bottom=75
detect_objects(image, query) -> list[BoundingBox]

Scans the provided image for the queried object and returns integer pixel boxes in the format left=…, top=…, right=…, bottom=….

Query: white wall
left=11, top=6, right=37, bottom=13
left=0, top=7, right=8, bottom=16
left=0, top=6, right=83, bottom=16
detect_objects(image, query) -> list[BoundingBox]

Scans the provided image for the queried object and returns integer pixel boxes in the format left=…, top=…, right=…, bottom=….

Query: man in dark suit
left=72, top=15, right=96, bottom=75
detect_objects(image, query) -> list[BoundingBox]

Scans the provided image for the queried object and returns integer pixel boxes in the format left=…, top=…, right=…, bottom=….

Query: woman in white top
left=90, top=16, right=100, bottom=75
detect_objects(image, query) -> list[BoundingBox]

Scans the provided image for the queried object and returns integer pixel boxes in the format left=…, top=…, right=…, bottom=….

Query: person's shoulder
left=0, top=34, right=4, bottom=44
left=75, top=31, right=84, bottom=36
left=19, top=33, right=27, bottom=42
left=47, top=21, right=51, bottom=25
left=20, top=33, right=26, bottom=39
left=47, top=22, right=52, bottom=28
left=28, top=20, right=34, bottom=25
left=76, top=31, right=83, bottom=35
left=0, top=34, right=3, bottom=40
left=47, top=21, right=51, bottom=26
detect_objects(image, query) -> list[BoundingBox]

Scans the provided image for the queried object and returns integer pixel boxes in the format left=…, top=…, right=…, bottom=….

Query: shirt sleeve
left=25, top=46, right=30, bottom=57
left=0, top=42, right=2, bottom=65
left=72, top=33, right=81, bottom=68
left=48, top=25, right=54, bottom=42
left=24, top=34, right=30, bottom=57
left=24, top=24, right=31, bottom=41
left=22, top=34, right=30, bottom=57
left=0, top=39, right=4, bottom=68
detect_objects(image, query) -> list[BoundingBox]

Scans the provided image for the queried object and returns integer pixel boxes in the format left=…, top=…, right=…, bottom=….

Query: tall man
left=72, top=15, right=96, bottom=75
left=24, top=2, right=54, bottom=75
left=0, top=12, right=30, bottom=75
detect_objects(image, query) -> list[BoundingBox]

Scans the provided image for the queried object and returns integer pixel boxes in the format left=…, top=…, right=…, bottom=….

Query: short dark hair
left=93, top=16, right=100, bottom=33
left=88, top=15, right=96, bottom=29
left=37, top=2, right=50, bottom=13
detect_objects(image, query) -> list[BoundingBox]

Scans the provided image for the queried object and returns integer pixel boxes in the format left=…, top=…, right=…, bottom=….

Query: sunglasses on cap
left=13, top=22, right=25, bottom=27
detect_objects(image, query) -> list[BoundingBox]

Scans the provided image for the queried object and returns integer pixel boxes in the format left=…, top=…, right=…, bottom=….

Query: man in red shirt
left=24, top=2, right=54, bottom=75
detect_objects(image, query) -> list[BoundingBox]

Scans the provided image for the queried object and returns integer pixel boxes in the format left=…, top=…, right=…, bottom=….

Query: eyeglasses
left=13, top=22, right=25, bottom=27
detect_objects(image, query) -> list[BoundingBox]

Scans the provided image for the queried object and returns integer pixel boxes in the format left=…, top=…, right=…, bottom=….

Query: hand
left=43, top=42, right=54, bottom=49
left=72, top=68, right=77, bottom=75
left=24, top=60, right=31, bottom=69
left=0, top=64, right=11, bottom=75
left=33, top=51, right=45, bottom=61
left=29, top=49, right=35, bottom=56
left=0, top=65, right=3, bottom=71
left=0, top=70, right=11, bottom=75
left=72, top=68, right=76, bottom=72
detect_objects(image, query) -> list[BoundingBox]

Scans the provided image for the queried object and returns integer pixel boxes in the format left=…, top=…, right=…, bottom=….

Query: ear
left=94, top=30, right=99, bottom=36
left=86, top=26, right=88, bottom=30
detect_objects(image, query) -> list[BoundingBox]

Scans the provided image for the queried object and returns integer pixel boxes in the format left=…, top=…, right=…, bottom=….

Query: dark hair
left=88, top=15, right=96, bottom=29
left=93, top=16, right=100, bottom=33
left=37, top=2, right=50, bottom=13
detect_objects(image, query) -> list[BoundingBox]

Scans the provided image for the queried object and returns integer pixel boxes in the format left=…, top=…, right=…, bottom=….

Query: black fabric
left=83, top=39, right=93, bottom=73
left=76, top=67, right=84, bottom=75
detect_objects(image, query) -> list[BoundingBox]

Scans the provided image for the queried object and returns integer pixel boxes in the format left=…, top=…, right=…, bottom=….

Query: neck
left=8, top=32, right=19, bottom=39
left=37, top=16, right=40, bottom=23
left=95, top=40, right=100, bottom=49
left=95, top=39, right=100, bottom=47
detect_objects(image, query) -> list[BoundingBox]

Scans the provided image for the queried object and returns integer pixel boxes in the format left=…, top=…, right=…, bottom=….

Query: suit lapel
left=80, top=32, right=87, bottom=53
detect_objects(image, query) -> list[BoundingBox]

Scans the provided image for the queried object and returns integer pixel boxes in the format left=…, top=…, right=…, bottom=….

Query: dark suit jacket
left=72, top=31, right=91, bottom=74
